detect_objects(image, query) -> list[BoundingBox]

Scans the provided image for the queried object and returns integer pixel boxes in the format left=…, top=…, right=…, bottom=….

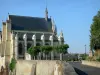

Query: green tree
left=9, top=58, right=16, bottom=72
left=45, top=46, right=52, bottom=60
left=33, top=46, right=40, bottom=59
left=27, top=46, right=40, bottom=60
left=27, top=47, right=33, bottom=58
left=63, top=44, right=69, bottom=54
left=40, top=46, right=52, bottom=60
left=56, top=44, right=69, bottom=60
left=90, top=10, right=100, bottom=56
left=58, top=44, right=69, bottom=54
left=80, top=54, right=88, bottom=60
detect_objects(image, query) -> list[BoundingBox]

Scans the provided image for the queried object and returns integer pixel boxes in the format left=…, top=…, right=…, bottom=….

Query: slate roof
left=9, top=15, right=53, bottom=32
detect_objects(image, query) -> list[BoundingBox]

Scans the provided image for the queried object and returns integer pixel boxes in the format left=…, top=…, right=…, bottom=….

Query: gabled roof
left=9, top=15, right=53, bottom=32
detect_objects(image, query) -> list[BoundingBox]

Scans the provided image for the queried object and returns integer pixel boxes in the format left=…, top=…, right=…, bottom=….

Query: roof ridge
left=9, top=14, right=49, bottom=19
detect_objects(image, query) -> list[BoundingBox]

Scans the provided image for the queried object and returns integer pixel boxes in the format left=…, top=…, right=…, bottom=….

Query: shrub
left=80, top=54, right=88, bottom=60
left=96, top=56, right=100, bottom=62
left=9, top=58, right=16, bottom=72
left=55, top=44, right=69, bottom=54
left=86, top=56, right=95, bottom=61
left=40, top=46, right=52, bottom=54
left=28, top=46, right=40, bottom=57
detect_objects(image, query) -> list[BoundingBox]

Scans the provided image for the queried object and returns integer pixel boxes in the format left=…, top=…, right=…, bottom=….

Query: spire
left=51, top=18, right=57, bottom=35
left=45, top=7, right=48, bottom=21
left=60, top=30, right=63, bottom=38
left=51, top=18, right=55, bottom=33
left=45, top=0, right=48, bottom=21
left=58, top=30, right=64, bottom=43
left=8, top=12, right=10, bottom=20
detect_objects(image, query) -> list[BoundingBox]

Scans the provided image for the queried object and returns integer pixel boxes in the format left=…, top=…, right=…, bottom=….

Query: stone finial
left=8, top=13, right=10, bottom=20
left=41, top=34, right=45, bottom=40
left=60, top=30, right=63, bottom=38
left=51, top=18, right=55, bottom=32
left=49, top=35, right=53, bottom=41
left=51, top=18, right=57, bottom=35
left=58, top=36, right=61, bottom=41
left=32, top=34, right=36, bottom=40
left=23, top=34, right=27, bottom=40
left=58, top=30, right=64, bottom=42
left=15, top=33, right=18, bottom=40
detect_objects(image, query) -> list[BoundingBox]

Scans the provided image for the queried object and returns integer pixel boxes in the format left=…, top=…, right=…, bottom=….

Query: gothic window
left=18, top=43, right=23, bottom=55
left=45, top=43, right=49, bottom=45
left=27, top=43, right=32, bottom=51
left=36, top=43, right=41, bottom=46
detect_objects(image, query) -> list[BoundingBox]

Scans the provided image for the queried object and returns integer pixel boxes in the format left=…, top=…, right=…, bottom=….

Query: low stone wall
left=82, top=60, right=100, bottom=68
left=16, top=60, right=77, bottom=75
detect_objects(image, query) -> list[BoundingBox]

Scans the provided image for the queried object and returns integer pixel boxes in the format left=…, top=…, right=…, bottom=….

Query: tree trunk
left=43, top=53, right=45, bottom=60
left=39, top=52, right=41, bottom=60
left=51, top=51, right=54, bottom=60
left=37, top=55, right=39, bottom=60
left=46, top=54, right=48, bottom=60
left=60, top=53, right=63, bottom=60
left=31, top=56, right=33, bottom=60
left=34, top=56, right=35, bottom=60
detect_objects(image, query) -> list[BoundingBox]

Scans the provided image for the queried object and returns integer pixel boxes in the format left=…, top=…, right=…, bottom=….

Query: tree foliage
left=27, top=46, right=40, bottom=57
left=55, top=44, right=69, bottom=53
left=44, top=46, right=53, bottom=54
left=90, top=10, right=100, bottom=50
left=9, top=58, right=16, bottom=72
left=27, top=44, right=69, bottom=59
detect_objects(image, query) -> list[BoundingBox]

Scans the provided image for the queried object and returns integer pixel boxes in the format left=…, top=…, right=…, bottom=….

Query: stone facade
left=0, top=8, right=65, bottom=64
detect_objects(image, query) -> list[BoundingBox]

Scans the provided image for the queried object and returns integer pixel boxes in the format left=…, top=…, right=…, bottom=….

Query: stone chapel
left=0, top=8, right=64, bottom=63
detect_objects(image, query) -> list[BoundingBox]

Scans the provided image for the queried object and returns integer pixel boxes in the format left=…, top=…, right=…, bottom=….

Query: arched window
left=45, top=43, right=49, bottom=45
left=27, top=43, right=32, bottom=51
left=18, top=43, right=23, bottom=55
left=36, top=43, right=41, bottom=46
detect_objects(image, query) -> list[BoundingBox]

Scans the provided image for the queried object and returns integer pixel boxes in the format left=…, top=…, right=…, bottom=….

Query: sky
left=0, top=0, right=100, bottom=53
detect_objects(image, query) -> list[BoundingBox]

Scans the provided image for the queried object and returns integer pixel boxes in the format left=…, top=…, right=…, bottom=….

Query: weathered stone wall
left=0, top=56, right=5, bottom=72
left=6, top=21, right=12, bottom=62
left=1, top=21, right=12, bottom=63
left=82, top=60, right=100, bottom=68
left=16, top=60, right=77, bottom=75
left=0, top=44, right=2, bottom=55
left=2, top=23, right=6, bottom=42
left=16, top=60, right=37, bottom=75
